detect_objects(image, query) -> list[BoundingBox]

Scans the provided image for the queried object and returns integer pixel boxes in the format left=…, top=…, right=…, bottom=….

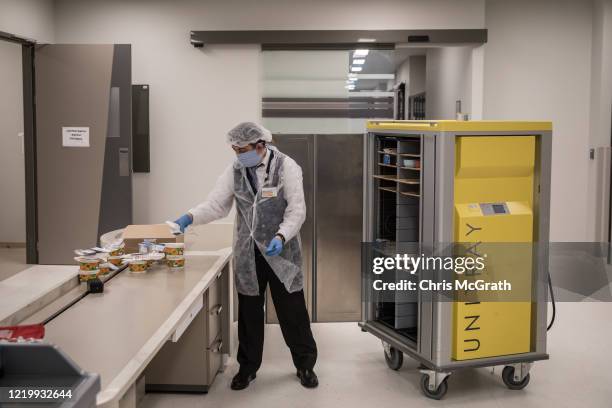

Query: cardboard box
left=122, top=224, right=184, bottom=253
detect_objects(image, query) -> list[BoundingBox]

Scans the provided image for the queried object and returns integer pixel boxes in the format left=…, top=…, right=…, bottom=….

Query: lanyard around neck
left=264, top=149, right=275, bottom=183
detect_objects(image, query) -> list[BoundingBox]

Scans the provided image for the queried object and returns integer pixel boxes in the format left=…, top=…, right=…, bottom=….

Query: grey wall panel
left=315, top=134, right=363, bottom=322
left=267, top=135, right=315, bottom=323
left=132, top=84, right=150, bottom=173
left=36, top=45, right=114, bottom=264
left=98, top=44, right=132, bottom=240
left=191, top=29, right=488, bottom=47
left=22, top=45, right=38, bottom=263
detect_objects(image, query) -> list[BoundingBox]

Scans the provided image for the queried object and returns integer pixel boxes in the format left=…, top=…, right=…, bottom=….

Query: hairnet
left=227, top=122, right=273, bottom=147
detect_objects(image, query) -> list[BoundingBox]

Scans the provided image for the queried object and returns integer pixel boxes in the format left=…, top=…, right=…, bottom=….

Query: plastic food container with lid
left=129, top=260, right=148, bottom=273
left=164, top=243, right=185, bottom=256
left=166, top=255, right=185, bottom=269
left=99, top=263, right=112, bottom=276
left=108, top=242, right=125, bottom=256
left=75, top=256, right=101, bottom=271
left=79, top=269, right=99, bottom=282
left=108, top=255, right=123, bottom=266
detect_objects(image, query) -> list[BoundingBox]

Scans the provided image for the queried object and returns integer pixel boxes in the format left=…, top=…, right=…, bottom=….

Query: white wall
left=0, top=0, right=55, bottom=42
left=587, top=0, right=612, bottom=240
left=425, top=47, right=473, bottom=119
left=470, top=45, right=485, bottom=120
left=483, top=0, right=594, bottom=242
left=52, top=0, right=486, bottom=225
left=395, top=54, right=426, bottom=119
left=0, top=41, right=26, bottom=242
left=395, top=57, right=411, bottom=117
left=408, top=56, right=426, bottom=96
left=395, top=58, right=410, bottom=90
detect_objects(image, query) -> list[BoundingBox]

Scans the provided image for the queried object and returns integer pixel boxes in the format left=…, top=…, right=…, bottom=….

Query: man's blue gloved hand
left=175, top=213, right=193, bottom=233
left=265, top=236, right=284, bottom=256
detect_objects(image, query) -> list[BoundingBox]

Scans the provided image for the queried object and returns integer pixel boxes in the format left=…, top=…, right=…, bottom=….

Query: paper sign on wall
left=62, top=127, right=90, bottom=147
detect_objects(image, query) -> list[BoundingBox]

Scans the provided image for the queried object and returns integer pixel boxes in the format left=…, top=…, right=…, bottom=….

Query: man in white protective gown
left=173, top=122, right=318, bottom=390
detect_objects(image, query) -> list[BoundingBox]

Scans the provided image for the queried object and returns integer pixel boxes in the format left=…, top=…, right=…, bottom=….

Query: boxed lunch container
left=122, top=224, right=184, bottom=254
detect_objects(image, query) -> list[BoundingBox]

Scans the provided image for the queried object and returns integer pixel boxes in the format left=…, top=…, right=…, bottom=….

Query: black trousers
left=237, top=247, right=317, bottom=375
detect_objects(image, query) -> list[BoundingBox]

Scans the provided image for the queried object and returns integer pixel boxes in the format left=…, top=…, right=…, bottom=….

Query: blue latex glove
left=265, top=237, right=283, bottom=256
left=175, top=214, right=193, bottom=233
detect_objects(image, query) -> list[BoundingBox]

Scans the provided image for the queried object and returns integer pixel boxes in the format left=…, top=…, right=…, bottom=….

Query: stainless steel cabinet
left=268, top=134, right=362, bottom=323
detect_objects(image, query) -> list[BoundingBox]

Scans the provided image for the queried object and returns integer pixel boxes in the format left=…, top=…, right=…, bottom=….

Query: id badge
left=261, top=187, right=278, bottom=198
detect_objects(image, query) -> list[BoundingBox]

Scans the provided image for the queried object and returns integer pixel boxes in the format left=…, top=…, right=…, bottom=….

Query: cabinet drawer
left=207, top=334, right=223, bottom=383
left=207, top=273, right=222, bottom=312
left=207, top=306, right=222, bottom=346
left=206, top=274, right=223, bottom=345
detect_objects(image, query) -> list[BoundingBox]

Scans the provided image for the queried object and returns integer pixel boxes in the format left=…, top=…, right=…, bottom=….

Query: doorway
left=260, top=45, right=478, bottom=323
left=0, top=33, right=133, bottom=268
left=0, top=36, right=32, bottom=279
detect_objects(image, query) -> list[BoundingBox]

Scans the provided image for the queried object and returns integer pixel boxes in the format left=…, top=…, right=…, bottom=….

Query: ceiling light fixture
left=351, top=66, right=363, bottom=72
left=353, top=49, right=370, bottom=57
left=352, top=59, right=365, bottom=65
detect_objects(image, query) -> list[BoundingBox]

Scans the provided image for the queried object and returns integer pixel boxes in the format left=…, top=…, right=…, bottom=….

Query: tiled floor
left=142, top=302, right=612, bottom=408
left=0, top=247, right=28, bottom=281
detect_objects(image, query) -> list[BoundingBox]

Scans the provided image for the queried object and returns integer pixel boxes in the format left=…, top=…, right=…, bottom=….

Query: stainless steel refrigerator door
left=315, top=134, right=363, bottom=322
left=267, top=134, right=315, bottom=323
left=35, top=45, right=132, bottom=264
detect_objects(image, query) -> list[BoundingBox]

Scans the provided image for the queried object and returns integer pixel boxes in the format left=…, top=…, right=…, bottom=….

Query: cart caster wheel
left=420, top=374, right=448, bottom=400
left=384, top=346, right=403, bottom=370
left=502, top=366, right=530, bottom=390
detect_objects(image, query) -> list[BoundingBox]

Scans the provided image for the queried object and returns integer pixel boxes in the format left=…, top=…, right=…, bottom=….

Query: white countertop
left=0, top=265, right=79, bottom=326
left=9, top=248, right=231, bottom=408
left=42, top=249, right=231, bottom=407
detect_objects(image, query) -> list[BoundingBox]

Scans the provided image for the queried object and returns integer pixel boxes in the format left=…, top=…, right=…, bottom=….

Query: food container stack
left=75, top=257, right=101, bottom=282
left=126, top=241, right=184, bottom=273
left=164, top=243, right=185, bottom=269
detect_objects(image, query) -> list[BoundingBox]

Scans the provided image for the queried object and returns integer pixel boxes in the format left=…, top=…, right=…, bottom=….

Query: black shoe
left=296, top=369, right=319, bottom=388
left=231, top=372, right=256, bottom=390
